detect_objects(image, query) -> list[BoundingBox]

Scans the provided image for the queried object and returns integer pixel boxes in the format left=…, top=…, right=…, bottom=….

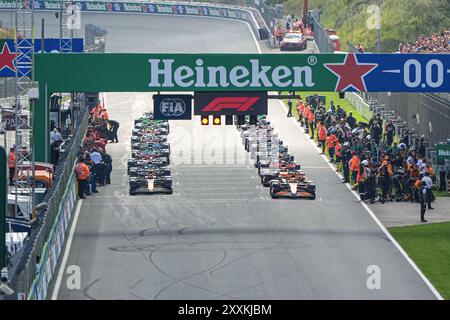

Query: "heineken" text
left=148, top=58, right=315, bottom=89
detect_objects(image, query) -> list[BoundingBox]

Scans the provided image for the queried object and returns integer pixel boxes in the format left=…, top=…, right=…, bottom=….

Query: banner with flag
left=0, top=38, right=84, bottom=77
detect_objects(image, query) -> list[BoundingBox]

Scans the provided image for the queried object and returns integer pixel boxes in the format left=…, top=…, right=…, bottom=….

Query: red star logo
left=0, top=42, right=16, bottom=72
left=324, top=54, right=377, bottom=92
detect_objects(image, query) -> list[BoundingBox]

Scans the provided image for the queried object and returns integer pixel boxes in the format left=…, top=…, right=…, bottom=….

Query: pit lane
left=0, top=11, right=437, bottom=299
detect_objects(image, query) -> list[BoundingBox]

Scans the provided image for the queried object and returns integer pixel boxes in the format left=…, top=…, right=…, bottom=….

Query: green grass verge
left=283, top=91, right=369, bottom=122
left=389, top=222, right=450, bottom=299
left=435, top=191, right=450, bottom=198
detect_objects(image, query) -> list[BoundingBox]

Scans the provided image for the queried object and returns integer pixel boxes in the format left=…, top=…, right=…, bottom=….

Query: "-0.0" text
left=178, top=304, right=272, bottom=318
left=403, top=59, right=446, bottom=89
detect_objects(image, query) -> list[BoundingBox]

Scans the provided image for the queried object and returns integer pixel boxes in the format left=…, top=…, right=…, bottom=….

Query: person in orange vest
left=378, top=159, right=393, bottom=204
left=318, top=122, right=327, bottom=154
left=91, top=102, right=102, bottom=118
left=75, top=157, right=90, bottom=199
left=335, top=140, right=343, bottom=171
left=296, top=99, right=304, bottom=123
left=101, top=108, right=109, bottom=121
left=303, top=103, right=310, bottom=131
left=349, top=151, right=360, bottom=186
left=308, top=109, right=315, bottom=139
left=8, top=147, right=15, bottom=186
left=326, top=132, right=337, bottom=162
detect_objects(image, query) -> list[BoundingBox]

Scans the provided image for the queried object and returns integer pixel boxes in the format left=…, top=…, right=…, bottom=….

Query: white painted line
left=244, top=20, right=262, bottom=54
left=276, top=99, right=444, bottom=300
left=382, top=69, right=401, bottom=73
left=51, top=199, right=83, bottom=300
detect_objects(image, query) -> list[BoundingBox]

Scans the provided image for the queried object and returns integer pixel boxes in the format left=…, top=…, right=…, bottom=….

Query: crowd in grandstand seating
left=399, top=31, right=450, bottom=53
left=74, top=102, right=118, bottom=199
left=294, top=94, right=439, bottom=207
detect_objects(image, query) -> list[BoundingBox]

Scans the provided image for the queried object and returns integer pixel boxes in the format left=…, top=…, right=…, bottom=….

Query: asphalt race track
left=0, top=11, right=437, bottom=299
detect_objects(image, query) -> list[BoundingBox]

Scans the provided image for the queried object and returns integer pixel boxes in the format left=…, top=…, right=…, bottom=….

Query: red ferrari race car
left=280, top=32, right=307, bottom=51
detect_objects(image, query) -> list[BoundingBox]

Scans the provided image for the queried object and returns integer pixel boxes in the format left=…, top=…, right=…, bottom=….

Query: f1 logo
left=202, top=97, right=260, bottom=112
left=194, top=92, right=267, bottom=116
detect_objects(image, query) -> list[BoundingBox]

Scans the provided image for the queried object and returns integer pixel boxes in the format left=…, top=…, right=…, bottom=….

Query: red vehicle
left=280, top=33, right=307, bottom=51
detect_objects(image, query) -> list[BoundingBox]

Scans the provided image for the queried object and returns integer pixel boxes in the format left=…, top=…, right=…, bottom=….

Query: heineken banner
left=35, top=53, right=450, bottom=93
left=436, top=144, right=450, bottom=161
left=0, top=1, right=253, bottom=21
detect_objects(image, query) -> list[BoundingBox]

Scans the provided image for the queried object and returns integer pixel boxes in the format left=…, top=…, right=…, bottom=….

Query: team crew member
left=342, top=143, right=352, bottom=183
left=318, top=122, right=327, bottom=154
left=296, top=99, right=304, bottom=123
left=349, top=151, right=360, bottom=186
left=364, top=161, right=376, bottom=204
left=303, top=104, right=310, bottom=132
left=287, top=97, right=293, bottom=117
left=102, top=150, right=113, bottom=185
left=308, top=109, right=315, bottom=139
left=90, top=148, right=105, bottom=186
left=334, top=140, right=342, bottom=171
left=358, top=161, right=368, bottom=200
left=101, top=108, right=109, bottom=121
left=75, top=158, right=90, bottom=199
left=422, top=172, right=434, bottom=210
left=326, top=132, right=337, bottom=162
left=378, top=160, right=392, bottom=204
left=8, top=147, right=15, bottom=186
left=418, top=181, right=428, bottom=222
left=107, top=119, right=120, bottom=143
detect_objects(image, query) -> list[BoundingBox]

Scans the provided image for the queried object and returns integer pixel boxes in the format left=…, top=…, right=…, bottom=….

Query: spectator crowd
left=399, top=31, right=450, bottom=53
left=74, top=102, right=119, bottom=199
left=293, top=94, right=444, bottom=213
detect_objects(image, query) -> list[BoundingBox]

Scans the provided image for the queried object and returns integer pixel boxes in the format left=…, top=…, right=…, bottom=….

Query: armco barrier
left=5, top=103, right=90, bottom=300
left=0, top=1, right=267, bottom=42
left=28, top=174, right=77, bottom=300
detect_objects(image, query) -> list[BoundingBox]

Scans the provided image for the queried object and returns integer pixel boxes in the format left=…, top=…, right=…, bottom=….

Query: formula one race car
left=236, top=113, right=316, bottom=200
left=131, top=141, right=170, bottom=153
left=128, top=112, right=173, bottom=195
left=131, top=149, right=170, bottom=161
left=129, top=175, right=173, bottom=195
left=128, top=167, right=171, bottom=178
left=269, top=178, right=316, bottom=199
left=127, top=158, right=170, bottom=174
left=260, top=167, right=304, bottom=187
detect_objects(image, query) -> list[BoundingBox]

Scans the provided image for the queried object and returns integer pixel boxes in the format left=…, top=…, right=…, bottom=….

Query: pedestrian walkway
left=369, top=197, right=450, bottom=228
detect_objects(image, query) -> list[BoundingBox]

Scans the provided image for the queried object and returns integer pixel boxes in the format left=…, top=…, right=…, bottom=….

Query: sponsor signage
left=0, top=39, right=84, bottom=78
left=153, top=94, right=192, bottom=120
left=1, top=111, right=29, bottom=131
left=194, top=92, right=268, bottom=115
left=35, top=53, right=450, bottom=94
left=0, top=1, right=250, bottom=20
left=436, top=144, right=450, bottom=161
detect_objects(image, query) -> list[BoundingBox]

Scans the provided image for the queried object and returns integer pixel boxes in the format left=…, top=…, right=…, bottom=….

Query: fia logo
left=160, top=98, right=186, bottom=117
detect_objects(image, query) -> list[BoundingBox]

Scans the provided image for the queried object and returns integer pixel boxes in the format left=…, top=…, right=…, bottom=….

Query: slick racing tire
left=270, top=187, right=279, bottom=199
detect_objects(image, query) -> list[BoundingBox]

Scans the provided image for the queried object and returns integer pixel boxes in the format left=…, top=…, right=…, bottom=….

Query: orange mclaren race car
left=269, top=173, right=316, bottom=200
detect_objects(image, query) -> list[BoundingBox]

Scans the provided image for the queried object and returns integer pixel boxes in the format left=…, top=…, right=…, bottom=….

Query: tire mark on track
left=83, top=278, right=101, bottom=300
left=149, top=242, right=233, bottom=300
